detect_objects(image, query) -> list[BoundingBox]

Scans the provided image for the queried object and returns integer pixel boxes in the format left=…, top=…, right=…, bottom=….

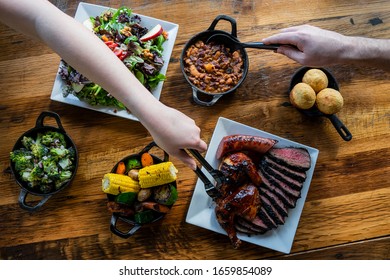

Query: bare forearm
left=341, top=37, right=390, bottom=71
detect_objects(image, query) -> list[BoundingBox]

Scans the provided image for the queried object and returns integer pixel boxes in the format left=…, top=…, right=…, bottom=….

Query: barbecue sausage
left=216, top=134, right=278, bottom=159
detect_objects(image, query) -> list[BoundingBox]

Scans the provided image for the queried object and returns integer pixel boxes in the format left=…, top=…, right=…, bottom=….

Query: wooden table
left=0, top=0, right=389, bottom=260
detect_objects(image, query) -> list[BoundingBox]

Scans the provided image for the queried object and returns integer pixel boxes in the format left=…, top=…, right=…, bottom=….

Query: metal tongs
left=186, top=149, right=226, bottom=199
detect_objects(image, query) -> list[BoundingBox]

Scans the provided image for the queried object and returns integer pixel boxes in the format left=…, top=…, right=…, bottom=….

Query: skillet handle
left=18, top=188, right=51, bottom=212
left=192, top=88, right=223, bottom=106
left=207, top=14, right=237, bottom=37
left=327, top=114, right=353, bottom=141
left=110, top=214, right=142, bottom=238
left=35, top=111, right=65, bottom=132
left=140, top=141, right=169, bottom=162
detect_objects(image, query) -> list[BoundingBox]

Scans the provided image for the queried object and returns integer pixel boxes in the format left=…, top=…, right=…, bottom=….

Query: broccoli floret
left=58, top=158, right=72, bottom=170
left=21, top=136, right=35, bottom=149
left=39, top=174, right=59, bottom=193
left=48, top=172, right=60, bottom=182
left=10, top=148, right=32, bottom=161
left=50, top=147, right=69, bottom=159
left=59, top=170, right=72, bottom=181
left=30, top=135, right=49, bottom=158
left=10, top=149, right=34, bottom=173
left=41, top=131, right=66, bottom=147
left=31, top=144, right=48, bottom=158
left=29, top=165, right=44, bottom=181
left=55, top=170, right=73, bottom=189
left=42, top=159, right=59, bottom=177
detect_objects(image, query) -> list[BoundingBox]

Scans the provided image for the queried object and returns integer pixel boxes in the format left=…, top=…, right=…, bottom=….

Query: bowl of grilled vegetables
left=102, top=142, right=178, bottom=238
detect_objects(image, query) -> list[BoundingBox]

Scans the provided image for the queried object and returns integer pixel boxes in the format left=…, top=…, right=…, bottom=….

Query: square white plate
left=50, top=2, right=179, bottom=121
left=186, top=117, right=319, bottom=253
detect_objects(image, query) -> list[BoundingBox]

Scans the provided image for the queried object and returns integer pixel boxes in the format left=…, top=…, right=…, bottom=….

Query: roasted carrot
left=101, top=34, right=109, bottom=42
left=141, top=152, right=154, bottom=167
left=115, top=161, right=126, bottom=174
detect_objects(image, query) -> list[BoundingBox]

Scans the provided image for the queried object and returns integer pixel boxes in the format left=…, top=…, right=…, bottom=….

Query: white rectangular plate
left=186, top=117, right=319, bottom=253
left=50, top=2, right=179, bottom=121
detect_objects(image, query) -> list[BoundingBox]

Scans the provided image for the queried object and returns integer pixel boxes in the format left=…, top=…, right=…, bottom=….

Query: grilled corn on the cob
left=138, top=161, right=177, bottom=188
left=102, top=173, right=140, bottom=195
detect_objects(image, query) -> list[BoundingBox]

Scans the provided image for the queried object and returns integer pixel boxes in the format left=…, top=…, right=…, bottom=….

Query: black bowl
left=108, top=142, right=177, bottom=238
left=10, top=111, right=78, bottom=212
left=180, top=15, right=249, bottom=106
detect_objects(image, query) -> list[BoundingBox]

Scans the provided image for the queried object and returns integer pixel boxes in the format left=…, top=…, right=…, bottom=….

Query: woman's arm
left=262, top=24, right=390, bottom=71
left=0, top=0, right=207, bottom=169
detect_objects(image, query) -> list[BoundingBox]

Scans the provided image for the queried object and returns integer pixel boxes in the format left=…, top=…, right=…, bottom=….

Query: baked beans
left=183, top=40, right=244, bottom=93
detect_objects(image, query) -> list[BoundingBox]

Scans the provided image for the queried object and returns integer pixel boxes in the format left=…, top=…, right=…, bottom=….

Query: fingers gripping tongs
left=186, top=149, right=226, bottom=199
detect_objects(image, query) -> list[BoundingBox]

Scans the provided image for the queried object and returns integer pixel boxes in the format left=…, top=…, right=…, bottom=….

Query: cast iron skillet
left=181, top=15, right=292, bottom=106
left=289, top=67, right=352, bottom=141
left=180, top=15, right=249, bottom=106
left=10, top=111, right=79, bottom=212
left=108, top=141, right=177, bottom=239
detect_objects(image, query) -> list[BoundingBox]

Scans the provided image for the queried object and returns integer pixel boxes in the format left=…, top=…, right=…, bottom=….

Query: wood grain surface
left=0, top=0, right=389, bottom=260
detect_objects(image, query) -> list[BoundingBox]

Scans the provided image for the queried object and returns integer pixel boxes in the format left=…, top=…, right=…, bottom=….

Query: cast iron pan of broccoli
left=9, top=111, right=78, bottom=212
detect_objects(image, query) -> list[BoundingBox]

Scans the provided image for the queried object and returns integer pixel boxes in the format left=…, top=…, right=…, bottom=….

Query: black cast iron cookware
left=289, top=67, right=352, bottom=141
left=108, top=142, right=177, bottom=238
left=180, top=15, right=249, bottom=106
left=181, top=15, right=292, bottom=106
left=10, top=111, right=79, bottom=212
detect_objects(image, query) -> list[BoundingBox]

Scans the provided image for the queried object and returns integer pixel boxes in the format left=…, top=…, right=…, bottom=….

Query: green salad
left=58, top=7, right=167, bottom=110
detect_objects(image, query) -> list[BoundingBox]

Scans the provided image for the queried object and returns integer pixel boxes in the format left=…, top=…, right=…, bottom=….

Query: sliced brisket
left=261, top=164, right=303, bottom=191
left=267, top=147, right=311, bottom=171
left=259, top=165, right=302, bottom=199
left=261, top=155, right=307, bottom=182
left=258, top=169, right=297, bottom=208
left=236, top=217, right=267, bottom=234
left=260, top=194, right=286, bottom=225
left=248, top=216, right=272, bottom=231
left=235, top=223, right=257, bottom=235
left=258, top=206, right=278, bottom=229
left=259, top=186, right=289, bottom=217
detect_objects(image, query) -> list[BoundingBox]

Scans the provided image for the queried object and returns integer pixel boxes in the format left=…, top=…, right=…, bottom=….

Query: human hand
left=139, top=103, right=207, bottom=170
left=262, top=25, right=350, bottom=66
